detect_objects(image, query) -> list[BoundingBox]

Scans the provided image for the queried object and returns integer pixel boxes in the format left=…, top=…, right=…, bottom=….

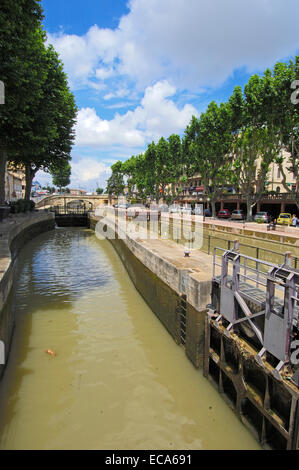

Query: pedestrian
left=267, top=217, right=276, bottom=231
left=291, top=214, right=298, bottom=227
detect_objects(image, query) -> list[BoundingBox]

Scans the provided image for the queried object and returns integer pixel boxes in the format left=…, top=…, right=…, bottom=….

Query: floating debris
left=45, top=349, right=56, bottom=357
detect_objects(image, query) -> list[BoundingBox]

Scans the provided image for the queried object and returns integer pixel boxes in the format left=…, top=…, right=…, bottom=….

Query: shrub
left=9, top=199, right=35, bottom=213
left=29, top=200, right=35, bottom=211
left=130, top=197, right=139, bottom=204
left=166, top=195, right=172, bottom=205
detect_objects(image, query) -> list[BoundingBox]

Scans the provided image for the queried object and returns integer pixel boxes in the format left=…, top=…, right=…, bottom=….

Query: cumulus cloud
left=75, top=80, right=197, bottom=147
left=70, top=158, right=112, bottom=189
left=34, top=160, right=112, bottom=191
left=47, top=0, right=299, bottom=91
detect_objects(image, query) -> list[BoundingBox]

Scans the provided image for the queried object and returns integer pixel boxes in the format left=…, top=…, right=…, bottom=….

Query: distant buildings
left=69, top=189, right=87, bottom=196
left=174, top=151, right=297, bottom=197
left=5, top=165, right=26, bottom=201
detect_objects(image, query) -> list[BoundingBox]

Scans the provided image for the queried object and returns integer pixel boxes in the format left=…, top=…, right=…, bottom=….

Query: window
left=277, top=168, right=281, bottom=179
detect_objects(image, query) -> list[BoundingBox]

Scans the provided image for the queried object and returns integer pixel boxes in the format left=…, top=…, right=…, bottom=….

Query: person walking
left=291, top=214, right=298, bottom=227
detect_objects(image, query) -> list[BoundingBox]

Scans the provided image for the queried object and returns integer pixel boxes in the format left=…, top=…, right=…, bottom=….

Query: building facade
left=4, top=166, right=26, bottom=201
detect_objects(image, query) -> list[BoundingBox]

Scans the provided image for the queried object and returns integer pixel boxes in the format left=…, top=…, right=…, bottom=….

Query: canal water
left=0, top=228, right=260, bottom=450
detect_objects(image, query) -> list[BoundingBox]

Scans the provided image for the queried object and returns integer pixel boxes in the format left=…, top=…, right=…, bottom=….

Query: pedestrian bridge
left=35, top=194, right=117, bottom=211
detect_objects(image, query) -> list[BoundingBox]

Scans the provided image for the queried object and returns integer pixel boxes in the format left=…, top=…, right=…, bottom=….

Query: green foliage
left=9, top=198, right=35, bottom=213
left=51, top=162, right=71, bottom=190
left=96, top=188, right=104, bottom=195
left=106, top=161, right=125, bottom=195
left=166, top=195, right=172, bottom=205
left=0, top=1, right=77, bottom=203
left=109, top=55, right=298, bottom=211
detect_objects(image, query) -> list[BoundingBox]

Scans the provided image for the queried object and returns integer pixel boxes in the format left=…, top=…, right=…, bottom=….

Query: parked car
left=217, top=209, right=231, bottom=219
left=231, top=209, right=245, bottom=220
left=118, top=203, right=130, bottom=209
left=254, top=211, right=271, bottom=223
left=277, top=213, right=292, bottom=226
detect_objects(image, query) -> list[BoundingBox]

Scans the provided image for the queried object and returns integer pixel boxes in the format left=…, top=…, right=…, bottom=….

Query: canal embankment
left=90, top=214, right=299, bottom=449
left=90, top=215, right=213, bottom=369
left=0, top=211, right=55, bottom=376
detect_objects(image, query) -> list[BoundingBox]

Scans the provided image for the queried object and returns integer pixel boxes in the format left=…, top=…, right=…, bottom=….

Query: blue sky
left=37, top=0, right=299, bottom=191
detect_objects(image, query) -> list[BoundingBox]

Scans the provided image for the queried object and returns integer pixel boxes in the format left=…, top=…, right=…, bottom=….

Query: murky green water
left=0, top=228, right=260, bottom=450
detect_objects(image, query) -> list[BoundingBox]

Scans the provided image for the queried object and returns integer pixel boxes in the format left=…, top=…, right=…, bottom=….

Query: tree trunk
left=211, top=197, right=216, bottom=218
left=246, top=197, right=254, bottom=221
left=24, top=164, right=35, bottom=201
left=0, top=147, right=8, bottom=205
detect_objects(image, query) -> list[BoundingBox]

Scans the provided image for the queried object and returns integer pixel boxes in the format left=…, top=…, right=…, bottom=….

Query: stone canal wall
left=90, top=215, right=299, bottom=450
left=0, top=211, right=55, bottom=377
left=90, top=215, right=211, bottom=369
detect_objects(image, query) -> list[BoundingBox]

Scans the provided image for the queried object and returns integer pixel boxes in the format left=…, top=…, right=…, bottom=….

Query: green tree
left=182, top=116, right=199, bottom=178
left=232, top=127, right=279, bottom=219
left=106, top=161, right=125, bottom=195
left=16, top=45, right=77, bottom=200
left=189, top=102, right=234, bottom=217
left=0, top=0, right=45, bottom=204
left=51, top=162, right=71, bottom=193
left=155, top=137, right=171, bottom=200
left=168, top=134, right=182, bottom=195
left=96, top=187, right=104, bottom=195
left=267, top=58, right=299, bottom=207
left=230, top=71, right=281, bottom=219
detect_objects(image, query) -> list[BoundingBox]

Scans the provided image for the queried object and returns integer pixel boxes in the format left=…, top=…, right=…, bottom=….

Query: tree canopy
left=108, top=56, right=298, bottom=219
left=0, top=0, right=77, bottom=203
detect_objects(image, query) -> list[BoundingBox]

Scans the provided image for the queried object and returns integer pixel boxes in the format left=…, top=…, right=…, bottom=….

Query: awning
left=195, top=187, right=204, bottom=191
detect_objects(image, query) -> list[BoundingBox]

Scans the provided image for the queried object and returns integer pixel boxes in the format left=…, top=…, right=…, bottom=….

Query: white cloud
left=75, top=80, right=197, bottom=148
left=95, top=67, right=115, bottom=80
left=103, top=87, right=131, bottom=100
left=47, top=0, right=299, bottom=91
left=70, top=158, right=111, bottom=189
left=35, top=159, right=112, bottom=192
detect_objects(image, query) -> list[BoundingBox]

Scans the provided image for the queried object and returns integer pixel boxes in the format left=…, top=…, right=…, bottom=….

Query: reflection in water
left=0, top=228, right=260, bottom=450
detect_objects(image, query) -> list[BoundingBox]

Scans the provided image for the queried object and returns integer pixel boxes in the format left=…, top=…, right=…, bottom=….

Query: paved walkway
left=203, top=217, right=299, bottom=238
left=140, top=236, right=214, bottom=281
left=166, top=213, right=299, bottom=240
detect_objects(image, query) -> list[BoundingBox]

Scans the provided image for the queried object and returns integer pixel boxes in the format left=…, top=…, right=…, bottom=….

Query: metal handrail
left=212, top=246, right=289, bottom=291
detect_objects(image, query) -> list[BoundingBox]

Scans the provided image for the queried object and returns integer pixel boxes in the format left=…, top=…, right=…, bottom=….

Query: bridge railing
left=50, top=206, right=88, bottom=215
